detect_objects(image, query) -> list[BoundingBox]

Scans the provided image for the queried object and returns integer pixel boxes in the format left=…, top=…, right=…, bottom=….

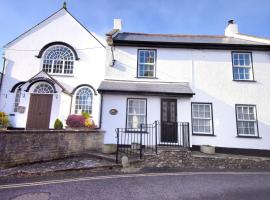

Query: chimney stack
left=225, top=19, right=239, bottom=37
left=114, top=19, right=122, bottom=31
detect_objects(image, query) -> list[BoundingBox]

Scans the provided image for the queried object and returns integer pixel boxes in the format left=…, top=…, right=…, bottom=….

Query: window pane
left=75, top=87, right=93, bottom=114
left=138, top=50, right=156, bottom=77
left=192, top=103, right=213, bottom=134
left=236, top=105, right=258, bottom=136
left=127, top=99, right=146, bottom=128
left=42, top=45, right=74, bottom=75
left=232, top=53, right=252, bottom=80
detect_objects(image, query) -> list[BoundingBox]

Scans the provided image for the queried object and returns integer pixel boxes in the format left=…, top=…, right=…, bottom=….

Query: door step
left=157, top=146, right=190, bottom=151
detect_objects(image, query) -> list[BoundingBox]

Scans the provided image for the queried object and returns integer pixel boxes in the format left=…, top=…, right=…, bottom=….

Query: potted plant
left=82, top=112, right=96, bottom=129
left=0, top=112, right=9, bottom=130
left=200, top=145, right=215, bottom=154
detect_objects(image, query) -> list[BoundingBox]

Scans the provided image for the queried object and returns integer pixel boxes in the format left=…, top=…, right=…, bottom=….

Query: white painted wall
left=106, top=46, right=192, bottom=82
left=0, top=9, right=106, bottom=128
left=101, top=94, right=191, bottom=144
left=103, top=45, right=270, bottom=150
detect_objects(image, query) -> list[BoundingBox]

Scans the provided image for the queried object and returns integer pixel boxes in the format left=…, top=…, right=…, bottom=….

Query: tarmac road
left=0, top=171, right=270, bottom=200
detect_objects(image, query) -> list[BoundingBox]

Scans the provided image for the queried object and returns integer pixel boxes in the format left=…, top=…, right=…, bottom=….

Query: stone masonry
left=0, top=130, right=104, bottom=168
left=138, top=148, right=270, bottom=169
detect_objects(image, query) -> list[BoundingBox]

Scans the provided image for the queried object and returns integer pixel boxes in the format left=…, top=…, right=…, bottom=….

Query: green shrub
left=82, top=112, right=90, bottom=119
left=54, top=118, right=63, bottom=130
left=0, top=112, right=9, bottom=128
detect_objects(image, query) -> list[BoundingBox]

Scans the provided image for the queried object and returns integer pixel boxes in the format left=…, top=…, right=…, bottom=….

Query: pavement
left=0, top=171, right=270, bottom=200
left=0, top=154, right=119, bottom=177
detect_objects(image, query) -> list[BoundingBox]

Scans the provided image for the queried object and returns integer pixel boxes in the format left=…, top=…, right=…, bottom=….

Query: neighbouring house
left=98, top=19, right=270, bottom=152
left=0, top=5, right=106, bottom=129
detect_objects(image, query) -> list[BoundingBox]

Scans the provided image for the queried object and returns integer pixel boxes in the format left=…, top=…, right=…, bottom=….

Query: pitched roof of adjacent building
left=109, top=32, right=270, bottom=50
left=98, top=80, right=194, bottom=97
left=4, top=7, right=105, bottom=48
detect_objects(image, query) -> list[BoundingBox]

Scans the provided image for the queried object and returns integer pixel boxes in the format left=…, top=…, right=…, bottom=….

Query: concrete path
left=1, top=171, right=270, bottom=200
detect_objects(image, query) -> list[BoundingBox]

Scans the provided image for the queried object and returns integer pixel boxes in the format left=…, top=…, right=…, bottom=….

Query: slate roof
left=98, top=80, right=194, bottom=96
left=113, top=32, right=268, bottom=45
left=111, top=32, right=270, bottom=50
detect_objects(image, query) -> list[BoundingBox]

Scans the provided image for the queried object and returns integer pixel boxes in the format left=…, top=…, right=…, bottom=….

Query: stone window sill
left=236, top=136, right=261, bottom=139
left=192, top=134, right=216, bottom=137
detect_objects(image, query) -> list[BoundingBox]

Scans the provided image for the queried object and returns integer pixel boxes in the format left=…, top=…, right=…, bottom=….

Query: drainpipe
left=110, top=46, right=115, bottom=67
left=69, top=94, right=73, bottom=115
left=98, top=93, right=103, bottom=129
left=0, top=57, right=6, bottom=96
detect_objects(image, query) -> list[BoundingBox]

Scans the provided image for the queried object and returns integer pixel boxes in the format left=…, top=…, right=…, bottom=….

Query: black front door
left=161, top=99, right=178, bottom=143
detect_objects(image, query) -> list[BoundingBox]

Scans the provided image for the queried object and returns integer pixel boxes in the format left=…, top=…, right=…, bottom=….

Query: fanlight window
left=75, top=87, right=93, bottom=114
left=33, top=83, right=54, bottom=94
left=42, top=45, right=74, bottom=75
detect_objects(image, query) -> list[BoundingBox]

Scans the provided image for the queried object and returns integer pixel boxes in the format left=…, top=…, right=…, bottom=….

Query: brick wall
left=0, top=130, right=104, bottom=168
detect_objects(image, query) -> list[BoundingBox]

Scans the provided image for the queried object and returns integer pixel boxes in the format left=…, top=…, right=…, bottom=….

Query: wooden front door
left=26, top=94, right=53, bottom=129
left=161, top=99, right=178, bottom=143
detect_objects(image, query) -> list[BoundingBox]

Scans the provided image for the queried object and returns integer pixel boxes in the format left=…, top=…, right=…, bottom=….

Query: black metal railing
left=115, top=121, right=189, bottom=163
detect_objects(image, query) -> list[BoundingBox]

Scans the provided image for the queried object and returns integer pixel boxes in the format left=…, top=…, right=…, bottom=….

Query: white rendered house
left=0, top=6, right=106, bottom=129
left=99, top=20, right=270, bottom=153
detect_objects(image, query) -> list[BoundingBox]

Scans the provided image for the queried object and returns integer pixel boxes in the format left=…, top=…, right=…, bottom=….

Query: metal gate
left=115, top=121, right=190, bottom=163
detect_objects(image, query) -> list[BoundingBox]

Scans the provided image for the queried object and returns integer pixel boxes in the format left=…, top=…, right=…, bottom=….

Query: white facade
left=1, top=8, right=270, bottom=152
left=0, top=8, right=106, bottom=128
left=101, top=23, right=270, bottom=151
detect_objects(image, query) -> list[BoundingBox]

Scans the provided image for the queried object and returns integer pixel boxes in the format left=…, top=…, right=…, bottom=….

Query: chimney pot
left=228, top=20, right=234, bottom=24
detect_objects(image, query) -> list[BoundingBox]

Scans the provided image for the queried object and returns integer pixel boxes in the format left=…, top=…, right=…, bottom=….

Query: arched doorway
left=26, top=82, right=55, bottom=129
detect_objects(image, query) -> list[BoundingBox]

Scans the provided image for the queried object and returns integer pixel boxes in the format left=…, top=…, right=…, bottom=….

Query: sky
left=0, top=0, right=270, bottom=67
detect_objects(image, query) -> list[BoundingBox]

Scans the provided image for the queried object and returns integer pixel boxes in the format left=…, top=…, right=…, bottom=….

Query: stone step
left=85, top=151, right=116, bottom=162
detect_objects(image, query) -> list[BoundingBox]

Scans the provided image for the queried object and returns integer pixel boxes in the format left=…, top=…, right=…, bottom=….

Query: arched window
left=75, top=87, right=93, bottom=114
left=42, top=45, right=74, bottom=75
left=33, top=83, right=54, bottom=94
left=14, top=89, right=21, bottom=112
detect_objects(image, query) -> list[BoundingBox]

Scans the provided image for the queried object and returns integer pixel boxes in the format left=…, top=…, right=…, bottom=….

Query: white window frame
left=232, top=52, right=253, bottom=81
left=126, top=99, right=147, bottom=129
left=137, top=49, right=156, bottom=78
left=192, top=103, right=214, bottom=135
left=42, top=45, right=75, bottom=75
left=32, top=83, right=54, bottom=94
left=74, top=87, right=93, bottom=115
left=235, top=104, right=259, bottom=137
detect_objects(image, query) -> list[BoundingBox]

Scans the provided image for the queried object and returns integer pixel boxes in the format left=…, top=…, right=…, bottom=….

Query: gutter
left=112, top=40, right=270, bottom=51
left=98, top=90, right=195, bottom=97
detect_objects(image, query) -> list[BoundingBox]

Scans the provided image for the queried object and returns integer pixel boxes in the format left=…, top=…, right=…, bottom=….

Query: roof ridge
left=120, top=32, right=226, bottom=38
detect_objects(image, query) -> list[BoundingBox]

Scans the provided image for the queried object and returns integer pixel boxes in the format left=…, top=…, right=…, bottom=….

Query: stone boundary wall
left=139, top=149, right=270, bottom=169
left=0, top=130, right=104, bottom=168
